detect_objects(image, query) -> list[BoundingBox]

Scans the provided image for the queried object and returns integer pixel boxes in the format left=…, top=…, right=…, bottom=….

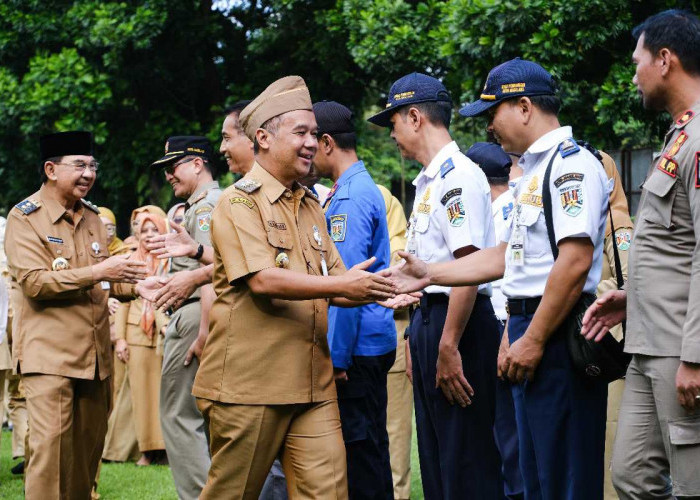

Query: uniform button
left=79, top=252, right=84, bottom=257
left=57, top=249, right=62, bottom=255
left=284, top=191, right=292, bottom=199
left=313, top=338, right=318, bottom=345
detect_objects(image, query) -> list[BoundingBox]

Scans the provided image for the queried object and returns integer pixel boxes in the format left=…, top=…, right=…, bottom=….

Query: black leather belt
left=419, top=293, right=450, bottom=308
left=506, top=297, right=542, bottom=316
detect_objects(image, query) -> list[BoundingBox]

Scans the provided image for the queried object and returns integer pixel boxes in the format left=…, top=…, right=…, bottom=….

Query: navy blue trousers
left=494, top=321, right=524, bottom=500
left=508, top=312, right=607, bottom=500
left=336, top=351, right=396, bottom=500
left=409, top=294, right=502, bottom=500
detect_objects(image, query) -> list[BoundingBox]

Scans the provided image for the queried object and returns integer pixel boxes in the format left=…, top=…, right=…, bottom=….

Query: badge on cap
left=52, top=257, right=69, bottom=271
left=91, top=242, right=101, bottom=256
left=275, top=252, right=290, bottom=269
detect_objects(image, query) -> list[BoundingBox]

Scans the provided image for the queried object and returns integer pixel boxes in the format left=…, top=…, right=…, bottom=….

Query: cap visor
left=458, top=99, right=498, bottom=118
left=367, top=107, right=396, bottom=128
left=150, top=153, right=185, bottom=168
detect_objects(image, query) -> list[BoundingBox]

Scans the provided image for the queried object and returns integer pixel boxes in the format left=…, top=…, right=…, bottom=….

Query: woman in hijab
left=114, top=212, right=170, bottom=466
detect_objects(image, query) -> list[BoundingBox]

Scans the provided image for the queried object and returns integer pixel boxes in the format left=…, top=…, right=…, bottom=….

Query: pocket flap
left=669, top=416, right=700, bottom=445
left=266, top=229, right=293, bottom=250
left=414, top=213, right=430, bottom=233
left=518, top=204, right=542, bottom=227
left=643, top=169, right=676, bottom=198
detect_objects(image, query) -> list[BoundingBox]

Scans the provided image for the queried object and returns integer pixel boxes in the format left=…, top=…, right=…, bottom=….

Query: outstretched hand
left=378, top=251, right=430, bottom=294
left=145, top=222, right=198, bottom=260
left=377, top=292, right=422, bottom=309
left=581, top=289, right=627, bottom=342
left=342, top=257, right=397, bottom=301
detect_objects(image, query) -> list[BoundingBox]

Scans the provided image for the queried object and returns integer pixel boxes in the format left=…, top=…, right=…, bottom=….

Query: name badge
left=101, top=281, right=110, bottom=290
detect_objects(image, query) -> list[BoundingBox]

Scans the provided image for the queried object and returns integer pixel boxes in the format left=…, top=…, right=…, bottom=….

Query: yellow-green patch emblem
left=231, top=197, right=254, bottom=209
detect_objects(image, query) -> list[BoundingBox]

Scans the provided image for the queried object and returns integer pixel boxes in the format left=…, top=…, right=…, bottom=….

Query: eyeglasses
left=165, top=157, right=194, bottom=175
left=57, top=161, right=99, bottom=172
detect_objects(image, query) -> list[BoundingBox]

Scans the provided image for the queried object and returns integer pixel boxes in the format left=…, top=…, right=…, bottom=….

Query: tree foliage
left=0, top=0, right=697, bottom=227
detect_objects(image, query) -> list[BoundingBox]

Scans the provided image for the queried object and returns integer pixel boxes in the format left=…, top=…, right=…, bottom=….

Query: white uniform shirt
left=490, top=189, right=514, bottom=320
left=408, top=141, right=495, bottom=296
left=501, top=126, right=610, bottom=299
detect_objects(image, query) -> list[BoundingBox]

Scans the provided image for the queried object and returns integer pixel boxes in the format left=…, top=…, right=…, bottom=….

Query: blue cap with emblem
left=459, top=58, right=557, bottom=118
left=466, top=142, right=512, bottom=179
left=368, top=72, right=452, bottom=128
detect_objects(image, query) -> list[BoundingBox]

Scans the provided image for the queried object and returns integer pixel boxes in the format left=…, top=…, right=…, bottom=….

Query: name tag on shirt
left=101, top=281, right=110, bottom=290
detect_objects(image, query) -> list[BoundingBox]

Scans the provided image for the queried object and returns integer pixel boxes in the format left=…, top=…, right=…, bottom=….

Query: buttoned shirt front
left=192, top=163, right=346, bottom=404
left=408, top=141, right=495, bottom=296
left=5, top=185, right=134, bottom=380
left=501, top=126, right=610, bottom=299
left=324, top=161, right=395, bottom=369
left=491, top=188, right=515, bottom=320
left=626, top=102, right=700, bottom=363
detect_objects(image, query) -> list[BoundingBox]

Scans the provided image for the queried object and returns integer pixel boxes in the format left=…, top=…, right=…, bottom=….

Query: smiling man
left=192, top=75, right=397, bottom=499
left=220, top=100, right=254, bottom=175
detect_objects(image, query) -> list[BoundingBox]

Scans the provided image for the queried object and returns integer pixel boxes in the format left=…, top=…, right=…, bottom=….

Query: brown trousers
left=23, top=373, right=111, bottom=500
left=126, top=345, right=165, bottom=452
left=7, top=373, right=28, bottom=459
left=197, top=398, right=348, bottom=500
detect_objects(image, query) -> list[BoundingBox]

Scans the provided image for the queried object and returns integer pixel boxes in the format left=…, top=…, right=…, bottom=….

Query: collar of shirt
left=186, top=180, right=219, bottom=206
left=412, top=141, right=460, bottom=186
left=519, top=126, right=573, bottom=172
left=250, top=163, right=307, bottom=204
left=335, top=160, right=367, bottom=188
left=39, top=184, right=85, bottom=225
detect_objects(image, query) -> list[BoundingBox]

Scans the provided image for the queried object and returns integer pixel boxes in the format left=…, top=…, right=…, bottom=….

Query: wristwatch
left=193, top=243, right=204, bottom=260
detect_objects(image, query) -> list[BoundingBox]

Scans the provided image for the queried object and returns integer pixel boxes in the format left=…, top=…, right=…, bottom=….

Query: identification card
left=321, top=256, right=329, bottom=277
left=100, top=281, right=110, bottom=290
left=510, top=226, right=525, bottom=267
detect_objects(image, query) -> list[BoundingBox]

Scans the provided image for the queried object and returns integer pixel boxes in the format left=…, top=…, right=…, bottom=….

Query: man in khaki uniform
left=583, top=10, right=700, bottom=498
left=191, top=76, right=397, bottom=499
left=4, top=131, right=147, bottom=499
left=377, top=184, right=413, bottom=500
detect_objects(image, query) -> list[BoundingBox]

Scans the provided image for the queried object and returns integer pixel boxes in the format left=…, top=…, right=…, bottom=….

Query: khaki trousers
left=604, top=379, right=625, bottom=500
left=128, top=345, right=165, bottom=452
left=196, top=398, right=348, bottom=500
left=612, top=355, right=700, bottom=499
left=386, top=314, right=412, bottom=500
left=102, top=352, right=139, bottom=462
left=23, top=373, right=111, bottom=500
left=8, top=373, right=28, bottom=459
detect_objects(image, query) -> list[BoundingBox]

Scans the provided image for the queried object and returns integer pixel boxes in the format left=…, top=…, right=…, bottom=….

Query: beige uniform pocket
left=668, top=414, right=700, bottom=493
left=642, top=169, right=676, bottom=228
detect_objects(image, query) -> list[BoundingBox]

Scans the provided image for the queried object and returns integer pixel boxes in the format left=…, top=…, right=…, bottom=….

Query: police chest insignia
left=15, top=199, right=40, bottom=215
left=440, top=188, right=462, bottom=206
left=234, top=178, right=261, bottom=194
left=559, top=139, right=580, bottom=158
left=559, top=183, right=584, bottom=217
left=47, top=236, right=64, bottom=244
left=657, top=155, right=678, bottom=178
left=230, top=197, right=254, bottom=209
left=52, top=257, right=69, bottom=271
left=527, top=176, right=538, bottom=193
left=677, top=109, right=695, bottom=127
left=667, top=132, right=688, bottom=158
left=695, top=152, right=700, bottom=189
left=330, top=214, right=347, bottom=242
left=553, top=172, right=584, bottom=188
left=502, top=202, right=513, bottom=220
left=615, top=230, right=631, bottom=251
left=197, top=212, right=211, bottom=232
left=440, top=158, right=455, bottom=178
left=446, top=197, right=466, bottom=227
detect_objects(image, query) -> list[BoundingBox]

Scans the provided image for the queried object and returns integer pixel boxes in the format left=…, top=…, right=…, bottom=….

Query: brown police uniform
left=4, top=185, right=135, bottom=499
left=612, top=102, right=700, bottom=498
left=193, top=163, right=348, bottom=499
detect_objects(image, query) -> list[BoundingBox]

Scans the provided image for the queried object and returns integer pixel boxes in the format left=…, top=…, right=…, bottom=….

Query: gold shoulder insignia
left=676, top=109, right=696, bottom=128
left=81, top=199, right=100, bottom=214
left=14, top=199, right=41, bottom=215
left=301, top=185, right=319, bottom=202
left=234, top=178, right=261, bottom=194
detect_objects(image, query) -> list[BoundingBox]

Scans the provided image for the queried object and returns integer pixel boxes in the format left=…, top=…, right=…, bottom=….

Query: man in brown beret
left=191, top=76, right=398, bottom=498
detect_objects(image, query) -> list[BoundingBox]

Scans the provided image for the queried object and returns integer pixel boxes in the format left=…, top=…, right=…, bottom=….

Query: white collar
left=519, top=126, right=573, bottom=171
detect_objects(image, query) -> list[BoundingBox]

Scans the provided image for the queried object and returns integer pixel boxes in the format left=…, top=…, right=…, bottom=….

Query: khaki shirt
left=193, top=163, right=346, bottom=404
left=5, top=185, right=134, bottom=380
left=627, top=101, right=700, bottom=362
left=169, top=181, right=221, bottom=300
left=114, top=298, right=169, bottom=347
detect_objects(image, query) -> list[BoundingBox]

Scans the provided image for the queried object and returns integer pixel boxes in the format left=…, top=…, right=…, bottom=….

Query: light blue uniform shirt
left=324, top=161, right=396, bottom=369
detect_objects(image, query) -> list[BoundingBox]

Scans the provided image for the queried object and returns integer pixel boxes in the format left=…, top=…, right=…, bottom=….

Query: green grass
left=0, top=425, right=423, bottom=499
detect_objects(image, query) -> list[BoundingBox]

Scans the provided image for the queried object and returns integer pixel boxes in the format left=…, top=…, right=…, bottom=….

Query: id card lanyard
left=313, top=225, right=329, bottom=276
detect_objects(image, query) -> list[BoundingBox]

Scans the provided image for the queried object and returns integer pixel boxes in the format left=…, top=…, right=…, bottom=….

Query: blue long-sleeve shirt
left=324, top=161, right=396, bottom=369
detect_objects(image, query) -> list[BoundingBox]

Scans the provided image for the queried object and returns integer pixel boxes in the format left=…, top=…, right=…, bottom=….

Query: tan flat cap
left=239, top=76, right=313, bottom=140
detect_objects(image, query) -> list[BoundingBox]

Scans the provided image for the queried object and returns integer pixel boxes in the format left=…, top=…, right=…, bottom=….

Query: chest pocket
left=266, top=229, right=293, bottom=251
left=47, top=241, right=74, bottom=261
left=414, top=212, right=430, bottom=233
left=306, top=232, right=327, bottom=275
left=642, top=168, right=677, bottom=229
left=518, top=203, right=548, bottom=259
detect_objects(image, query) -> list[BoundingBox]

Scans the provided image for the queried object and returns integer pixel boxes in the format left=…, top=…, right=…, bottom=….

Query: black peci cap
left=151, top=136, right=213, bottom=168
left=313, top=101, right=355, bottom=136
left=40, top=131, right=94, bottom=162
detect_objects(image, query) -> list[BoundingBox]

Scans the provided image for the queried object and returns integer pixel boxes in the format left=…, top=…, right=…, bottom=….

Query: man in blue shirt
left=312, top=100, right=396, bottom=499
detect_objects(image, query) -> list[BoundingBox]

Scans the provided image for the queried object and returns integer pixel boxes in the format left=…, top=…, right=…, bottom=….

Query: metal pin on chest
left=313, top=225, right=329, bottom=276
left=91, top=242, right=100, bottom=256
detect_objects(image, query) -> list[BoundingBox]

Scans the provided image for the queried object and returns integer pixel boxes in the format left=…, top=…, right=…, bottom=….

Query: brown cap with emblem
left=239, top=76, right=313, bottom=141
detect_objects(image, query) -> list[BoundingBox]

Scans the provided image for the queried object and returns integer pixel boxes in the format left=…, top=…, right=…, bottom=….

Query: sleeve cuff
left=681, top=339, right=700, bottom=364
left=224, top=258, right=276, bottom=284
left=331, top=350, right=352, bottom=370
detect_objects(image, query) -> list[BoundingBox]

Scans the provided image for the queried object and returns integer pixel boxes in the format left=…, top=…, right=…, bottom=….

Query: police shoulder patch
left=15, top=199, right=41, bottom=215
left=559, top=139, right=580, bottom=158
left=197, top=212, right=211, bottom=232
left=230, top=196, right=255, bottom=209
left=446, top=197, right=466, bottom=227
left=440, top=158, right=455, bottom=178
left=553, top=172, right=584, bottom=188
left=559, top=183, right=584, bottom=217
left=330, top=214, right=347, bottom=242
left=440, top=188, right=462, bottom=206
left=81, top=198, right=100, bottom=214
left=234, top=178, right=261, bottom=194
left=615, top=230, right=632, bottom=251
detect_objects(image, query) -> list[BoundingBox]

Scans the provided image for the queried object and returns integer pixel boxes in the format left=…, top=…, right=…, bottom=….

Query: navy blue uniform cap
left=313, top=101, right=355, bottom=135
left=466, top=142, right=512, bottom=178
left=368, top=72, right=452, bottom=127
left=151, top=136, right=213, bottom=167
left=459, top=58, right=556, bottom=118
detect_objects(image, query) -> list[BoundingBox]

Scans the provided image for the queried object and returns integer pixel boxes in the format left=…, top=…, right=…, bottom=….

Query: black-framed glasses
left=57, top=160, right=99, bottom=172
left=165, top=157, right=194, bottom=175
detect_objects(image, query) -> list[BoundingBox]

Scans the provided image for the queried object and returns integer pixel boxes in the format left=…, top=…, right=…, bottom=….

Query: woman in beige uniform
left=114, top=212, right=170, bottom=466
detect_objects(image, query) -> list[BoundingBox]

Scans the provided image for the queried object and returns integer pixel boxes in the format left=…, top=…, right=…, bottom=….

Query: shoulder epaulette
left=234, top=178, right=261, bottom=194
left=440, top=158, right=455, bottom=178
left=676, top=109, right=695, bottom=128
left=559, top=139, right=581, bottom=158
left=14, top=199, right=41, bottom=215
left=189, top=191, right=207, bottom=205
left=81, top=198, right=100, bottom=214
left=302, top=185, right=319, bottom=203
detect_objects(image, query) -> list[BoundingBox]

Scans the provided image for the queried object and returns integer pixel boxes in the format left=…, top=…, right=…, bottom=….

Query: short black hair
left=39, top=156, right=63, bottom=183
left=399, top=101, right=452, bottom=129
left=529, top=95, right=561, bottom=116
left=224, top=100, right=253, bottom=117
left=253, top=116, right=281, bottom=154
left=633, top=10, right=700, bottom=76
left=325, top=132, right=357, bottom=151
left=486, top=176, right=510, bottom=186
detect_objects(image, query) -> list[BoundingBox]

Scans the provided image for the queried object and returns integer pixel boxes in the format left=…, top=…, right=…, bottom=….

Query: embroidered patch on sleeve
left=559, top=183, right=584, bottom=217
left=230, top=197, right=255, bottom=209
left=440, top=188, right=462, bottom=206
left=657, top=155, right=678, bottom=178
left=553, top=172, right=584, bottom=188
left=446, top=197, right=466, bottom=226
left=330, top=214, right=347, bottom=242
left=197, top=212, right=211, bottom=232
left=615, top=230, right=632, bottom=251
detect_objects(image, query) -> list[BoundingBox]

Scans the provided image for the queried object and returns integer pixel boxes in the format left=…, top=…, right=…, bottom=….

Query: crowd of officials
left=2, top=8, right=700, bottom=500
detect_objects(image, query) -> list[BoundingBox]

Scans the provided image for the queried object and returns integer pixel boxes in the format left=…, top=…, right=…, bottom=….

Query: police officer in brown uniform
left=583, top=10, right=700, bottom=498
left=4, top=131, right=147, bottom=499
left=191, top=76, right=397, bottom=499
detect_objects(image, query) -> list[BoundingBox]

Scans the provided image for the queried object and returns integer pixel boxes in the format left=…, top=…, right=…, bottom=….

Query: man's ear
left=658, top=47, right=673, bottom=77
left=255, top=128, right=273, bottom=151
left=407, top=107, right=422, bottom=130
left=44, top=161, right=58, bottom=181
left=518, top=97, right=534, bottom=125
left=321, top=134, right=334, bottom=155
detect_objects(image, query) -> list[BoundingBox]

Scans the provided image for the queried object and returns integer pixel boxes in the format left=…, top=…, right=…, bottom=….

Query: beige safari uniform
left=160, top=180, right=221, bottom=500
left=193, top=163, right=348, bottom=499
left=4, top=185, right=135, bottom=500
left=612, top=102, right=700, bottom=498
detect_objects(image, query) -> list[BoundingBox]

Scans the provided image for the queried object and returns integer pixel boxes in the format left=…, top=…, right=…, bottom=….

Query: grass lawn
left=0, top=424, right=424, bottom=499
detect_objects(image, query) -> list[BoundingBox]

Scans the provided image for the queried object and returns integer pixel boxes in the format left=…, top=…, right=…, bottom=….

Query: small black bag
left=541, top=142, right=632, bottom=383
